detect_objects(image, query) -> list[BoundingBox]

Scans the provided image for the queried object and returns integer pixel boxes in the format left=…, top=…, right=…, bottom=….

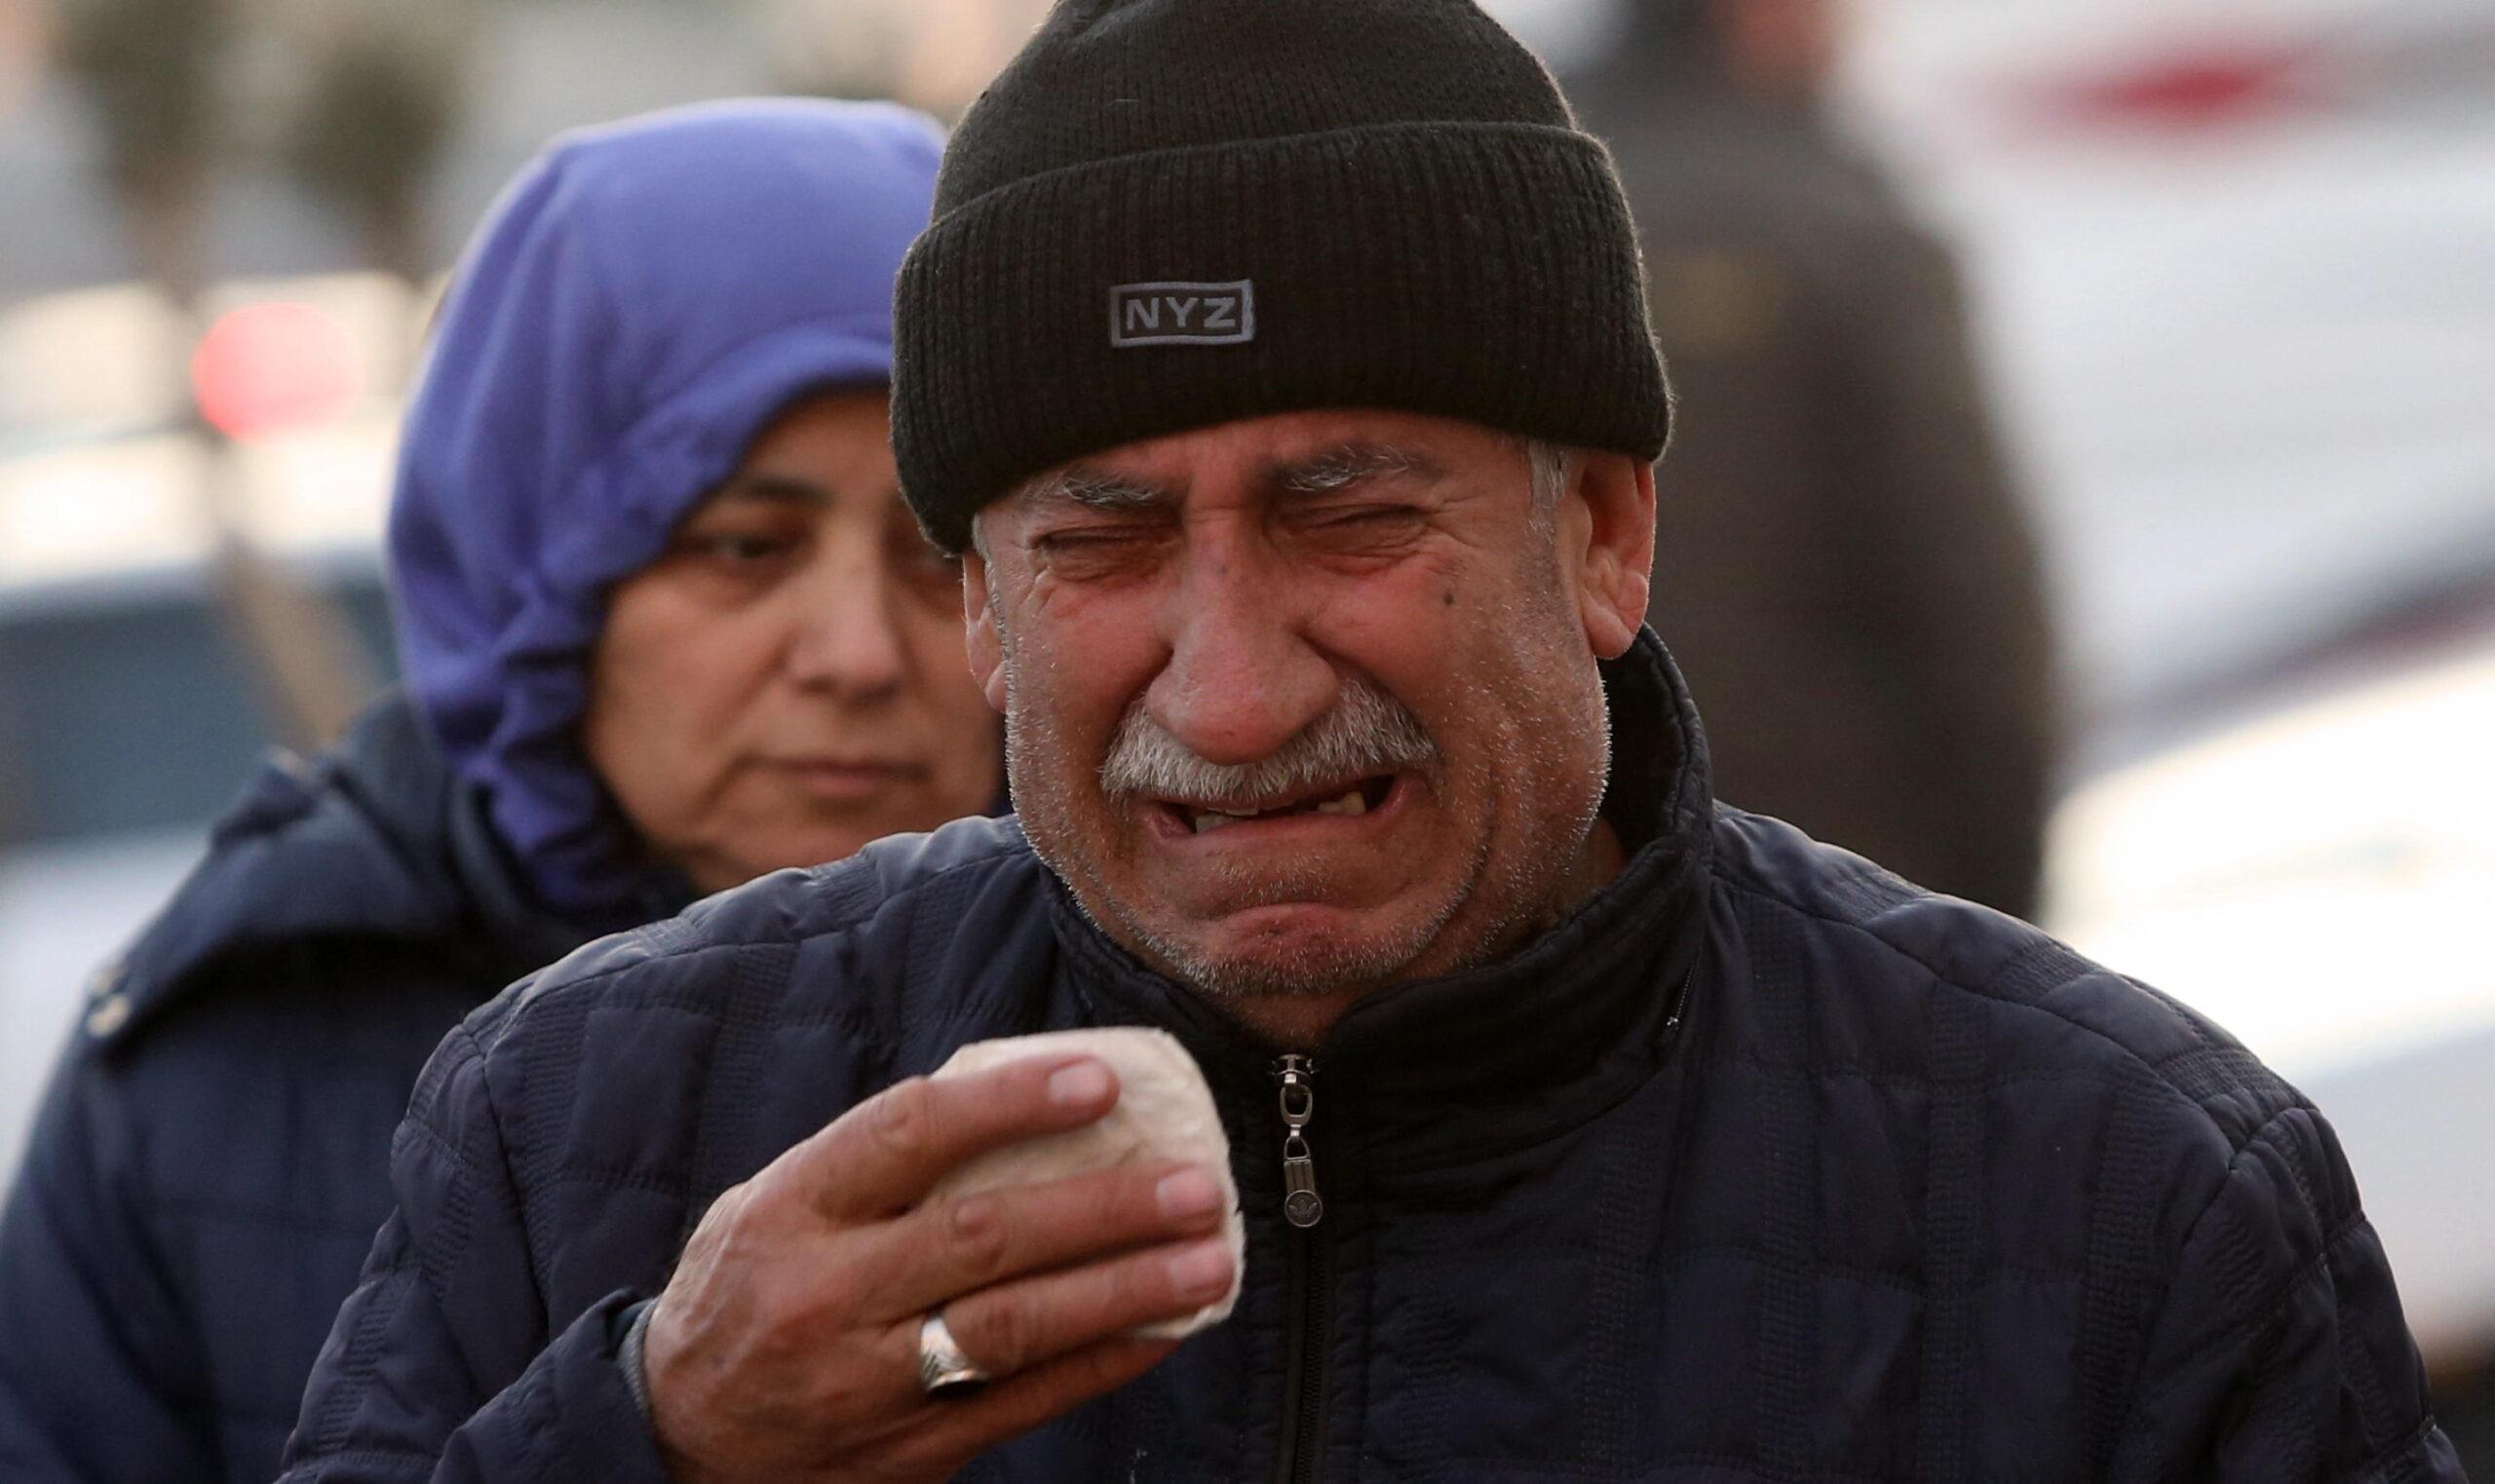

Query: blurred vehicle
left=1835, top=0, right=2495, bottom=764
left=2047, top=598, right=2495, bottom=1383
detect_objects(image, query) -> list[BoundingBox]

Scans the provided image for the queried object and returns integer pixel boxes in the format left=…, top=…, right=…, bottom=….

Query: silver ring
left=916, top=1311, right=990, bottom=1397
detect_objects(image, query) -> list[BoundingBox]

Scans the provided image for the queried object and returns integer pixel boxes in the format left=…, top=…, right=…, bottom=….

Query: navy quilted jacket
left=283, top=638, right=2464, bottom=1482
left=0, top=700, right=609, bottom=1483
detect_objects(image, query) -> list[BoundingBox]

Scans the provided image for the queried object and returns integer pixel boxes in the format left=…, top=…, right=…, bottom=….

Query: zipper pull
left=1274, top=1054, right=1324, bottom=1229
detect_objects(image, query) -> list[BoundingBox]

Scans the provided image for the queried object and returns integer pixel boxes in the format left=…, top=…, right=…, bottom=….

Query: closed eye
left=1037, top=529, right=1139, bottom=551
left=1033, top=523, right=1168, bottom=555
left=1312, top=506, right=1420, bottom=527
left=1295, top=504, right=1429, bottom=544
left=1029, top=523, right=1171, bottom=583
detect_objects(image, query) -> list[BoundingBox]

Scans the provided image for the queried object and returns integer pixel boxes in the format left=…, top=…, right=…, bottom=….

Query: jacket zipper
left=1271, top=1054, right=1330, bottom=1484
left=1259, top=964, right=1692, bottom=1483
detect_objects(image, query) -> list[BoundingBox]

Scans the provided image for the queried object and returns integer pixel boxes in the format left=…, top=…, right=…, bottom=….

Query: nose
left=785, top=553, right=908, bottom=703
left=1142, top=535, right=1335, bottom=766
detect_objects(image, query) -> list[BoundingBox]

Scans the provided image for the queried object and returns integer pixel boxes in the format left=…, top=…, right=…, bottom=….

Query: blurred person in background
left=1571, top=0, right=2057, bottom=919
left=0, top=97, right=1000, bottom=1484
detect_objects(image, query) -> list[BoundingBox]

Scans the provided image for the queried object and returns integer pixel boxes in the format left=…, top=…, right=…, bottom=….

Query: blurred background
left=0, top=0, right=2487, bottom=1459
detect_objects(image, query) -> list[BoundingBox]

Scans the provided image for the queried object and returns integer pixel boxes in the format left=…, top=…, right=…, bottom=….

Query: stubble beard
left=1133, top=825, right=1486, bottom=1001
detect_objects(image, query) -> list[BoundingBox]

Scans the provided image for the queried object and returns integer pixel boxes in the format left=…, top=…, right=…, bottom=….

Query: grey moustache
left=1098, top=677, right=1438, bottom=813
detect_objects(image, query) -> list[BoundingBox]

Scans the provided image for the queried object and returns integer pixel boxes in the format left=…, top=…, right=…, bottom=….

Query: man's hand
left=641, top=1054, right=1236, bottom=1483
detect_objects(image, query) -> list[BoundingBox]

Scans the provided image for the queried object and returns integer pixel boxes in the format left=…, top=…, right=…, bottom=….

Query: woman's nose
left=785, top=558, right=909, bottom=701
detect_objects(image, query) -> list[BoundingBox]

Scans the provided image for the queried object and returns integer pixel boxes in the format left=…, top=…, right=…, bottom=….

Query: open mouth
left=1166, top=775, right=1398, bottom=835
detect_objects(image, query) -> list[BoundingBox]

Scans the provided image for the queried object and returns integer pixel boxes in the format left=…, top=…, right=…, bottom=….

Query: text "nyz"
left=1108, top=281, right=1256, bottom=347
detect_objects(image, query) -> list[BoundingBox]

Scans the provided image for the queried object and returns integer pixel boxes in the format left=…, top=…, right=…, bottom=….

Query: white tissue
left=929, top=1027, right=1244, bottom=1338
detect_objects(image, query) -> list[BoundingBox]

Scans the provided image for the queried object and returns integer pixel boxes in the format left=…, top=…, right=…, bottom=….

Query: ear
left=961, top=546, right=1008, bottom=713
left=1570, top=452, right=1656, bottom=660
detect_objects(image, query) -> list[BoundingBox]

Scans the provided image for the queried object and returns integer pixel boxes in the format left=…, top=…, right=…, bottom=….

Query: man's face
left=964, top=410, right=1654, bottom=1035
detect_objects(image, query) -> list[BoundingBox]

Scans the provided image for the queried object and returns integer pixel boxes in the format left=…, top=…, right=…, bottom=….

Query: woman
left=0, top=98, right=996, bottom=1484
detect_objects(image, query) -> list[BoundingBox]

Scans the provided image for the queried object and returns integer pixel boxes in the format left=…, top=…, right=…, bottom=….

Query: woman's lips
left=764, top=757, right=927, bottom=803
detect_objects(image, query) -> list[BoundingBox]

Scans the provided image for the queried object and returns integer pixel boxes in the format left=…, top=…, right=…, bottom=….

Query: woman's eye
left=686, top=531, right=797, bottom=564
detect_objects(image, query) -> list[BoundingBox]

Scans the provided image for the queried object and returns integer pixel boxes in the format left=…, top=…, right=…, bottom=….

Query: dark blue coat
left=281, top=638, right=2463, bottom=1482
left=0, top=701, right=608, bottom=1483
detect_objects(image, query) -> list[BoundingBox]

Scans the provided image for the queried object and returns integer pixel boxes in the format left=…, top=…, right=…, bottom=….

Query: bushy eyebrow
left=1016, top=467, right=1173, bottom=515
left=1268, top=442, right=1439, bottom=496
left=1007, top=441, right=1436, bottom=521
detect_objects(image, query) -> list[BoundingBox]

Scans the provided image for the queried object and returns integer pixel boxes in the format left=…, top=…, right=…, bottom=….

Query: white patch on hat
left=1108, top=281, right=1255, bottom=347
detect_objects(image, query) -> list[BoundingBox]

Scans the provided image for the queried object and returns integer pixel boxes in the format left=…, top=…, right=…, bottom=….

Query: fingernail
left=1168, top=1239, right=1233, bottom=1299
left=1048, top=1059, right=1113, bottom=1108
left=1156, top=1166, right=1220, bottom=1221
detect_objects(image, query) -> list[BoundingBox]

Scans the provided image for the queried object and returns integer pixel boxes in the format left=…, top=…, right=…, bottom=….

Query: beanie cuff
left=894, top=120, right=1669, bottom=552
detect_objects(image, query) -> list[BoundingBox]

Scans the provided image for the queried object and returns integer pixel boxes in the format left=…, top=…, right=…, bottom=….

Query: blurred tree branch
left=50, top=0, right=474, bottom=751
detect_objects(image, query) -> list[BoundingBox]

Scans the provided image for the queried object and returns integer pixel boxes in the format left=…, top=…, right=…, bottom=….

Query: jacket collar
left=92, top=695, right=625, bottom=1051
left=1051, top=629, right=1714, bottom=1161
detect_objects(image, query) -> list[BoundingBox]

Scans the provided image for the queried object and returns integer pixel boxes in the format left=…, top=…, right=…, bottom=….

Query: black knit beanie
left=891, top=0, right=1670, bottom=552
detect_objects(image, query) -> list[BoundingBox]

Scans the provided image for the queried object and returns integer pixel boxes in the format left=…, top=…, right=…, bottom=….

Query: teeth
left=1312, top=788, right=1368, bottom=817
left=1186, top=787, right=1369, bottom=834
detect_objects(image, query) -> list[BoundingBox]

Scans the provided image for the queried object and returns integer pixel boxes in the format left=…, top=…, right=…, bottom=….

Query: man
left=1570, top=0, right=2056, bottom=920
left=284, top=1, right=2464, bottom=1480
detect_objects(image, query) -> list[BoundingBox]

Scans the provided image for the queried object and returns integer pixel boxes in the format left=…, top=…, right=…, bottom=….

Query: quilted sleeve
left=2109, top=1104, right=2468, bottom=1483
left=277, top=1023, right=671, bottom=1484
left=0, top=1047, right=219, bottom=1482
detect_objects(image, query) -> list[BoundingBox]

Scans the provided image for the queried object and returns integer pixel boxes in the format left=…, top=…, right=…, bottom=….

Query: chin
left=1145, top=900, right=1449, bottom=1001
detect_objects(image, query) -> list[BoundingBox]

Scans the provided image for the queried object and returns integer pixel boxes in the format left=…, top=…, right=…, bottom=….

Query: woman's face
left=584, top=389, right=1001, bottom=895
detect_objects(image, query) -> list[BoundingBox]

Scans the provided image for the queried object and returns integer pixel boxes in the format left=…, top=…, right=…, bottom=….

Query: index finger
left=779, top=1055, right=1120, bottom=1219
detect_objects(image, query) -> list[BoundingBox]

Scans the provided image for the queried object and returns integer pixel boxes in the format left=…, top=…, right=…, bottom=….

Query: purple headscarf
left=388, top=97, right=942, bottom=919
